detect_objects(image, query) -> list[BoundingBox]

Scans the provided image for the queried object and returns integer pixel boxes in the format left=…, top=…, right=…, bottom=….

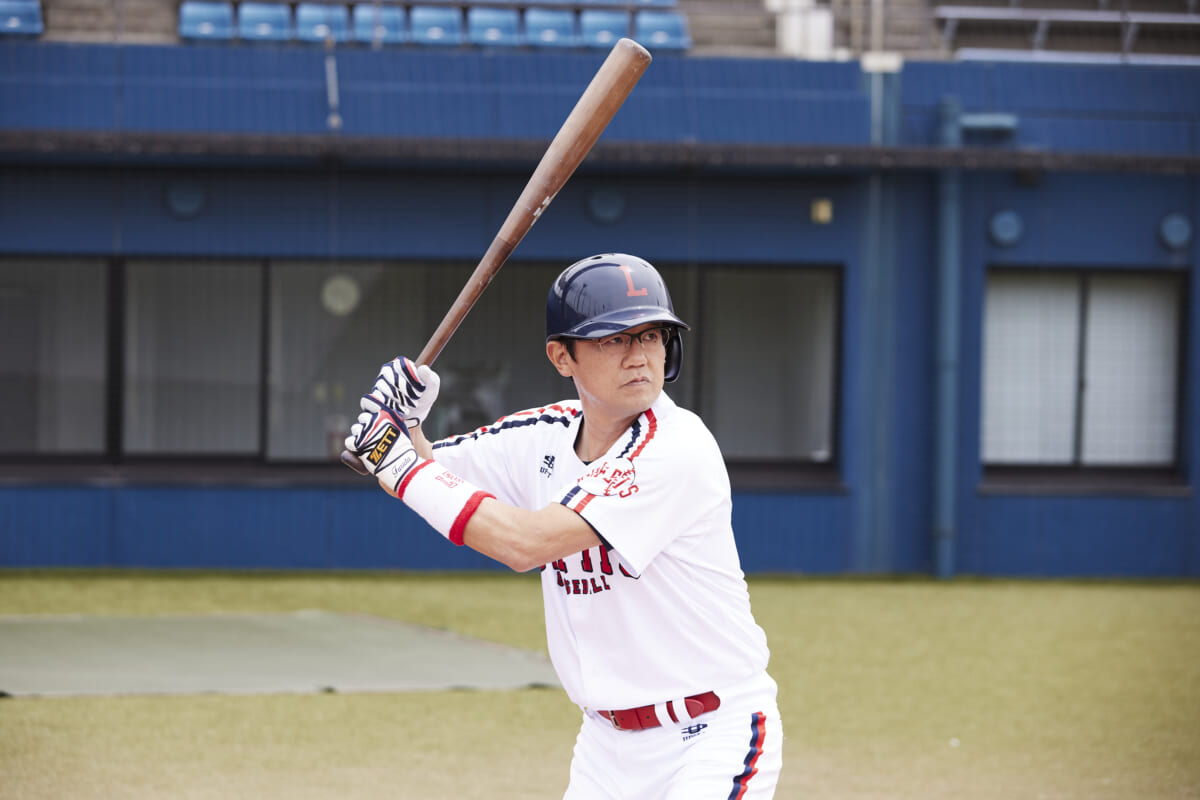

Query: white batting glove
left=361, top=357, right=441, bottom=429
left=344, top=406, right=421, bottom=493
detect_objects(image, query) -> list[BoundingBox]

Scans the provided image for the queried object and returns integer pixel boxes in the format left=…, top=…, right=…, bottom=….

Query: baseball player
left=346, top=254, right=782, bottom=799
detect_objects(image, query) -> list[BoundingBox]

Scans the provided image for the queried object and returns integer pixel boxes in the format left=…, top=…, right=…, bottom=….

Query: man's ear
left=546, top=340, right=575, bottom=378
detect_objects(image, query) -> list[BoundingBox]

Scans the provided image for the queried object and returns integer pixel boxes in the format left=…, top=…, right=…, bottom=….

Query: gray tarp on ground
left=0, top=611, right=560, bottom=697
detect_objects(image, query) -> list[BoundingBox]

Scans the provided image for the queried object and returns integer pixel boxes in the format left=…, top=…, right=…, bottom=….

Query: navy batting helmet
left=546, top=254, right=689, bottom=382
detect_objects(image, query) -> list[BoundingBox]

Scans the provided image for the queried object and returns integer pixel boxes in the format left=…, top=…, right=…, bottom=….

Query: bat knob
left=340, top=450, right=370, bottom=476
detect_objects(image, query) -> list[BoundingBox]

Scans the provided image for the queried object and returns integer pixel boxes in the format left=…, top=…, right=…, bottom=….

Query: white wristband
left=396, top=460, right=494, bottom=546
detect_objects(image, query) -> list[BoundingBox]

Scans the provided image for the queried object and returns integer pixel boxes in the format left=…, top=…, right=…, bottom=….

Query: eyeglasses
left=592, top=326, right=671, bottom=356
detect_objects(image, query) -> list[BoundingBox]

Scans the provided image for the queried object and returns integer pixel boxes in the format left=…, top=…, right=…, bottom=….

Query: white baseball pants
left=564, top=672, right=783, bottom=800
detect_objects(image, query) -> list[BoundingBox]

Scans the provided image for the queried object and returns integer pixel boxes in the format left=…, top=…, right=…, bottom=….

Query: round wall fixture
left=165, top=180, right=206, bottom=219
left=988, top=209, right=1023, bottom=247
left=587, top=186, right=626, bottom=225
left=1158, top=212, right=1193, bottom=251
left=320, top=274, right=362, bottom=317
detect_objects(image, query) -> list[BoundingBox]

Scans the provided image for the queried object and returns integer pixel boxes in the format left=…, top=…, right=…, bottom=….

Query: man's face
left=547, top=323, right=669, bottom=422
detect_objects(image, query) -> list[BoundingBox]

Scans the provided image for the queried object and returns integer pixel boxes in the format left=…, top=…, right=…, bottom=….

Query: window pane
left=1081, top=275, right=1180, bottom=466
left=432, top=262, right=580, bottom=436
left=982, top=272, right=1080, bottom=464
left=267, top=261, right=569, bottom=460
left=0, top=259, right=106, bottom=454
left=700, top=268, right=836, bottom=461
left=124, top=261, right=261, bottom=455
left=268, top=261, right=405, bottom=461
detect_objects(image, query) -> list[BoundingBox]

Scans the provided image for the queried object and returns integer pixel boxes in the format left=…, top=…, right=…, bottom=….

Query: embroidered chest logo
left=577, top=457, right=638, bottom=498
left=540, top=454, right=556, bottom=477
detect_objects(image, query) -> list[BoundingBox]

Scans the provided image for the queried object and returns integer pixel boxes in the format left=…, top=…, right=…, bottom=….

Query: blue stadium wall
left=0, top=42, right=1197, bottom=576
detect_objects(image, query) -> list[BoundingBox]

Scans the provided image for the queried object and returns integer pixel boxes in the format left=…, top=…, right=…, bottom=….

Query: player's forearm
left=462, top=501, right=599, bottom=573
left=353, top=409, right=599, bottom=570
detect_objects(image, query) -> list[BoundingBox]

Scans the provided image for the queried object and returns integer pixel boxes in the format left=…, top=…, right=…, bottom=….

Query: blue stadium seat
left=296, top=3, right=349, bottom=43
left=238, top=1, right=292, bottom=41
left=467, top=7, right=520, bottom=47
left=0, top=0, right=43, bottom=36
left=410, top=5, right=463, bottom=45
left=634, top=0, right=677, bottom=6
left=634, top=9, right=690, bottom=51
left=524, top=7, right=576, bottom=48
left=178, top=0, right=233, bottom=40
left=579, top=9, right=628, bottom=48
left=352, top=3, right=405, bottom=45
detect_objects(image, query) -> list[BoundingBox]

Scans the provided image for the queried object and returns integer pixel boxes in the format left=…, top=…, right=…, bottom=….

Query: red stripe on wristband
left=448, top=490, right=495, bottom=546
left=396, top=458, right=434, bottom=500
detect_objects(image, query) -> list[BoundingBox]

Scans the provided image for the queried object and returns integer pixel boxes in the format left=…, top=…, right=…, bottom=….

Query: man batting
left=345, top=254, right=783, bottom=799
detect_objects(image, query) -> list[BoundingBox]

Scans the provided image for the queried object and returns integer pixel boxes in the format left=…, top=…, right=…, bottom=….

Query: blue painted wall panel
left=903, top=62, right=1200, bottom=115
left=0, top=43, right=119, bottom=130
left=0, top=84, right=119, bottom=130
left=1185, top=179, right=1200, bottom=578
left=0, top=170, right=119, bottom=254
left=900, top=108, right=1193, bottom=156
left=1, top=485, right=830, bottom=572
left=0, top=488, right=113, bottom=566
left=887, top=175, right=939, bottom=574
left=1016, top=116, right=1193, bottom=156
left=899, top=62, right=1200, bottom=155
left=976, top=172, right=1194, bottom=267
left=0, top=168, right=866, bottom=263
left=732, top=493, right=853, bottom=574
left=0, top=42, right=872, bottom=146
left=962, top=496, right=1193, bottom=577
left=4, top=42, right=1198, bottom=157
left=985, top=63, right=1200, bottom=115
left=112, top=488, right=331, bottom=568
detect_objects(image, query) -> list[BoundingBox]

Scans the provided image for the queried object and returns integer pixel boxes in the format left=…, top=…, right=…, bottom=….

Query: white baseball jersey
left=431, top=391, right=771, bottom=712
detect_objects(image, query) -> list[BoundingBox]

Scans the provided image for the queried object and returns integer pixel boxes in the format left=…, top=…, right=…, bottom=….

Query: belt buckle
left=601, top=709, right=635, bottom=731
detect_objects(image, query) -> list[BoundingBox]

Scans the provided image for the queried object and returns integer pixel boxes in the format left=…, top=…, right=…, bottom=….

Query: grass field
left=1, top=572, right=1198, bottom=799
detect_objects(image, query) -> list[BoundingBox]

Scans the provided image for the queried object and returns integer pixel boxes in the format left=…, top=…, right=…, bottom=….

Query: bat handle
left=340, top=449, right=370, bottom=475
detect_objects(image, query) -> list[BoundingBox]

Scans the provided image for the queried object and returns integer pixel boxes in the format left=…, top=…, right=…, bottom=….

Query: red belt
left=598, top=691, right=721, bottom=731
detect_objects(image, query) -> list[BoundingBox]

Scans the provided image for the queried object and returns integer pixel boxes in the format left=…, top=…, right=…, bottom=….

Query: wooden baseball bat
left=342, top=38, right=652, bottom=474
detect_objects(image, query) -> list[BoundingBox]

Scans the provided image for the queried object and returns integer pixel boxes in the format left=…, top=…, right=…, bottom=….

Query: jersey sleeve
left=555, top=406, right=727, bottom=577
left=431, top=403, right=580, bottom=509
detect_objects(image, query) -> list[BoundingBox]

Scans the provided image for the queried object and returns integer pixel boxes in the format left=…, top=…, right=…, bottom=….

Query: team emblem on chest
left=577, top=457, right=638, bottom=498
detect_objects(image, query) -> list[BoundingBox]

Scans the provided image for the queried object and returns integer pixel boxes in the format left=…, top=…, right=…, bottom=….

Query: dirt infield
left=1, top=572, right=1198, bottom=799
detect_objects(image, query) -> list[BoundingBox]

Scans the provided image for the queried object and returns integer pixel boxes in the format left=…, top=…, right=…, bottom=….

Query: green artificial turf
left=1, top=572, right=1197, bottom=799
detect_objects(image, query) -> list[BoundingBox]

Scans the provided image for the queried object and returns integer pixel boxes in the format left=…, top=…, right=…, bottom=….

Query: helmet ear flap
left=664, top=333, right=683, bottom=383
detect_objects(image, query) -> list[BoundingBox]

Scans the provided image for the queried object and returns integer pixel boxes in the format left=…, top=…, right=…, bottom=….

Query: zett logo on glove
left=369, top=427, right=399, bottom=466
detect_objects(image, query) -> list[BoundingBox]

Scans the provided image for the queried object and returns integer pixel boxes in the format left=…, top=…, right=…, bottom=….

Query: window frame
left=979, top=265, right=1189, bottom=490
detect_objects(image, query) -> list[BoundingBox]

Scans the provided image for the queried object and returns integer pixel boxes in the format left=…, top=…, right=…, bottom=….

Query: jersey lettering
left=557, top=571, right=612, bottom=595
left=598, top=546, right=614, bottom=576
left=549, top=546, right=631, bottom=597
left=619, top=265, right=649, bottom=297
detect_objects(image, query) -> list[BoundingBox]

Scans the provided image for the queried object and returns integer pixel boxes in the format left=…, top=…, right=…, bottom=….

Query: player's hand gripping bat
left=341, top=38, right=653, bottom=474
